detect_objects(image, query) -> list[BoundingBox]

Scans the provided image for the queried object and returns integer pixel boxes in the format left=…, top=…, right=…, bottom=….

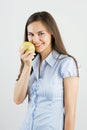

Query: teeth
left=36, top=44, right=41, bottom=47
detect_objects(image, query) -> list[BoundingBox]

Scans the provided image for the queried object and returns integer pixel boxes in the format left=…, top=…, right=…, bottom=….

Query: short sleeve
left=60, top=57, right=79, bottom=78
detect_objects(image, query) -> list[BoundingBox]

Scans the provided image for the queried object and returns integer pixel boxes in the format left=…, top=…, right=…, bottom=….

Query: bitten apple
left=19, top=41, right=35, bottom=52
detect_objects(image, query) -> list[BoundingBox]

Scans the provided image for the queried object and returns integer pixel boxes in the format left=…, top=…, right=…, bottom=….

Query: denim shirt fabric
left=20, top=50, right=78, bottom=130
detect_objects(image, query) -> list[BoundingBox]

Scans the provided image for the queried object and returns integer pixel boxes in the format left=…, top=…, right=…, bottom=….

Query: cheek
left=43, top=35, right=51, bottom=43
left=28, top=36, right=32, bottom=42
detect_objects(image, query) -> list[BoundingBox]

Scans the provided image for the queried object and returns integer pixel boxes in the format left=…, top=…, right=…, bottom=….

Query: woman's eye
left=28, top=33, right=33, bottom=36
left=38, top=32, right=44, bottom=36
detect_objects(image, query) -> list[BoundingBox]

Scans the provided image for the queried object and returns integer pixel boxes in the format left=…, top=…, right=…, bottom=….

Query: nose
left=32, top=35, right=40, bottom=44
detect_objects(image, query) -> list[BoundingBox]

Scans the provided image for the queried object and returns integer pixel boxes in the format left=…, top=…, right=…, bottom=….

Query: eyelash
left=28, top=33, right=33, bottom=36
left=38, top=32, right=44, bottom=36
left=28, top=32, right=45, bottom=37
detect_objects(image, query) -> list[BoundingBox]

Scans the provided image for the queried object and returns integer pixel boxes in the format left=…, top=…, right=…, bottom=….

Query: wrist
left=24, top=63, right=32, bottom=72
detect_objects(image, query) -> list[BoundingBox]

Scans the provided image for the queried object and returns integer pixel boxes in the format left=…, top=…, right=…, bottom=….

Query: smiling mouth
left=35, top=44, right=42, bottom=48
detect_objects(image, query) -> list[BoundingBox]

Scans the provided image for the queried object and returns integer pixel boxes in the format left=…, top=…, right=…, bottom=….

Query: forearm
left=64, top=112, right=76, bottom=130
left=14, top=64, right=31, bottom=104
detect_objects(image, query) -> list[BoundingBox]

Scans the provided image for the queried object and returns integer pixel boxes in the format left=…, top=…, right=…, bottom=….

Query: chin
left=36, top=48, right=44, bottom=53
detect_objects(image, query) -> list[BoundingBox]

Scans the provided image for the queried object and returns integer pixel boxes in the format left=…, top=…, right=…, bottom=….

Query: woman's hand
left=14, top=45, right=36, bottom=104
left=20, top=45, right=35, bottom=66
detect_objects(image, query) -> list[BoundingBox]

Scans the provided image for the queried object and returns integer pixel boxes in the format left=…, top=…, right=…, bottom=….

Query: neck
left=40, top=49, right=52, bottom=61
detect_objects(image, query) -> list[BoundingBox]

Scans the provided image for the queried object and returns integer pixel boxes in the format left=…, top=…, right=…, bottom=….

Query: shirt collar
left=45, top=50, right=60, bottom=67
left=32, top=50, right=60, bottom=68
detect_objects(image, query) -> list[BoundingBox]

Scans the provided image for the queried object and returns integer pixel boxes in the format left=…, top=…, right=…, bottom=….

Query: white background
left=0, top=0, right=87, bottom=130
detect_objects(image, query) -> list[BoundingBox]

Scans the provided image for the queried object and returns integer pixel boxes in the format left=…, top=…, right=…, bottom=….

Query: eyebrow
left=28, top=30, right=46, bottom=34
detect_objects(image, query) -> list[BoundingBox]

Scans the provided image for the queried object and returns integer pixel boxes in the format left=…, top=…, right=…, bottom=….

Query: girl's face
left=27, top=21, right=52, bottom=55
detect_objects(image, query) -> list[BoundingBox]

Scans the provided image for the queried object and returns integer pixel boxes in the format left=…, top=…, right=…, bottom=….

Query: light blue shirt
left=20, top=50, right=78, bottom=130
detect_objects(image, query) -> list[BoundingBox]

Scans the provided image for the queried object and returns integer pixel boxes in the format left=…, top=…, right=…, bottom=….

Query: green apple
left=19, top=41, right=35, bottom=52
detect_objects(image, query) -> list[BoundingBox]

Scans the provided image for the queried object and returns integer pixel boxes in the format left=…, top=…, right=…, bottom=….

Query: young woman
left=13, top=11, right=79, bottom=130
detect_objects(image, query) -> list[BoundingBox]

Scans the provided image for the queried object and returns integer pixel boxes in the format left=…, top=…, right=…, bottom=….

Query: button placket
left=31, top=80, right=39, bottom=129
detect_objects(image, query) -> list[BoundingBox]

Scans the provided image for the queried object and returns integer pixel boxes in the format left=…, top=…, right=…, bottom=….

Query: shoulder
left=58, top=54, right=79, bottom=78
left=58, top=54, right=76, bottom=65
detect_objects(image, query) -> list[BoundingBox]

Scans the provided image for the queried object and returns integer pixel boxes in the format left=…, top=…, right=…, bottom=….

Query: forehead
left=27, top=21, right=48, bottom=32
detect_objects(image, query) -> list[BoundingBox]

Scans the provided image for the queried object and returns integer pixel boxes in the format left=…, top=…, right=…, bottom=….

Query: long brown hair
left=16, top=11, right=79, bottom=80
